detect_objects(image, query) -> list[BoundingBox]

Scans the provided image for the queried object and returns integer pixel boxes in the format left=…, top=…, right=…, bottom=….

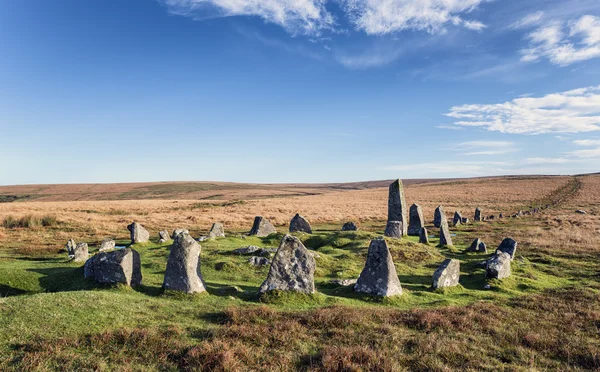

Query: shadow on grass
left=27, top=266, right=98, bottom=293
left=0, top=284, right=29, bottom=297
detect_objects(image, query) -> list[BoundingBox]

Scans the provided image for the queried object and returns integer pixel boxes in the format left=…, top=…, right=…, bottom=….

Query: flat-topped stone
left=163, top=233, right=206, bottom=294
left=486, top=252, right=511, bottom=279
left=98, top=238, right=115, bottom=252
left=84, top=248, right=142, bottom=286
left=432, top=259, right=460, bottom=289
left=127, top=222, right=150, bottom=244
left=354, top=238, right=402, bottom=297
left=72, top=243, right=89, bottom=263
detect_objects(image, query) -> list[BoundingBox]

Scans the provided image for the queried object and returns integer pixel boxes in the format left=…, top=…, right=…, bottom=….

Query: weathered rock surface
left=341, top=222, right=358, bottom=231
left=289, top=213, right=312, bottom=234
left=171, top=228, right=189, bottom=239
left=158, top=230, right=170, bottom=243
left=453, top=211, right=463, bottom=226
left=232, top=245, right=276, bottom=257
left=330, top=279, right=357, bottom=286
left=384, top=221, right=403, bottom=238
left=496, top=238, right=517, bottom=260
left=474, top=207, right=482, bottom=222
left=354, top=238, right=402, bottom=297
left=419, top=227, right=429, bottom=244
left=127, top=222, right=150, bottom=244
left=434, top=205, right=445, bottom=228
left=163, top=233, right=206, bottom=294
left=408, top=204, right=424, bottom=236
left=248, top=256, right=270, bottom=266
left=249, top=216, right=277, bottom=237
left=258, top=235, right=316, bottom=294
left=486, top=252, right=511, bottom=279
left=439, top=217, right=453, bottom=246
left=432, top=259, right=460, bottom=289
left=387, top=179, right=408, bottom=236
left=468, top=238, right=487, bottom=253
left=66, top=239, right=76, bottom=256
left=72, top=243, right=89, bottom=263
left=84, top=248, right=142, bottom=286
left=209, top=222, right=225, bottom=238
left=98, top=238, right=116, bottom=252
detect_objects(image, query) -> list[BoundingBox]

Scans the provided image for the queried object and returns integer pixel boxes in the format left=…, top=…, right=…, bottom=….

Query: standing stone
left=289, top=213, right=312, bottom=234
left=72, top=243, right=89, bottom=263
left=163, top=233, right=205, bottom=294
left=408, top=204, right=424, bottom=236
left=439, top=217, right=453, bottom=246
left=258, top=235, right=315, bottom=294
left=384, top=221, right=403, bottom=238
left=209, top=222, right=225, bottom=238
left=432, top=259, right=460, bottom=289
left=461, top=217, right=470, bottom=224
left=387, top=179, right=408, bottom=236
left=158, top=230, right=170, bottom=243
left=419, top=227, right=429, bottom=244
left=66, top=239, right=76, bottom=256
left=98, top=238, right=116, bottom=252
left=468, top=238, right=487, bottom=253
left=171, top=228, right=189, bottom=239
left=354, top=238, right=402, bottom=297
left=127, top=222, right=150, bottom=244
left=486, top=252, right=511, bottom=279
left=452, top=211, right=463, bottom=226
left=249, top=216, right=277, bottom=237
left=496, top=238, right=517, bottom=260
left=434, top=205, right=445, bottom=228
left=474, top=207, right=482, bottom=222
left=498, top=213, right=503, bottom=219
left=341, top=222, right=358, bottom=231
left=84, top=248, right=142, bottom=286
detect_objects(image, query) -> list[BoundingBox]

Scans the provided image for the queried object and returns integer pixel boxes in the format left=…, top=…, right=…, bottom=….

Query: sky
left=1, top=0, right=600, bottom=185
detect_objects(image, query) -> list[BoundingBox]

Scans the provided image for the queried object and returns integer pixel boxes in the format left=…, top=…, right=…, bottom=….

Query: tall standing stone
left=354, top=238, right=402, bottom=297
left=439, top=217, right=453, bottom=246
left=384, top=221, right=403, bottom=238
left=249, top=216, right=277, bottom=237
left=209, top=222, right=225, bottom=238
left=258, top=235, right=315, bottom=294
left=387, top=179, right=408, bottom=236
left=496, top=238, right=517, bottom=260
left=289, top=213, right=312, bottom=234
left=452, top=211, right=463, bottom=226
left=434, top=205, right=445, bottom=228
left=486, top=252, right=511, bottom=279
left=408, top=204, right=424, bottom=236
left=163, top=233, right=206, bottom=294
left=84, top=248, right=142, bottom=286
left=432, top=259, right=460, bottom=289
left=72, top=243, right=89, bottom=263
left=66, top=239, right=76, bottom=256
left=419, top=227, right=429, bottom=244
left=474, top=207, right=482, bottom=222
left=127, top=222, right=150, bottom=244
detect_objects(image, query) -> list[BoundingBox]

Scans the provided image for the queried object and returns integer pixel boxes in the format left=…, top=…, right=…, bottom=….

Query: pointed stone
left=289, top=213, right=312, bottom=234
left=209, top=222, right=225, bottom=238
left=127, top=222, right=150, bottom=244
left=486, top=252, right=511, bottom=279
left=163, top=233, right=206, bottom=294
left=419, top=227, right=429, bottom=244
left=84, top=248, right=142, bottom=286
left=408, top=203, right=424, bottom=236
left=439, top=217, right=453, bottom=246
left=249, top=216, right=277, bottom=237
left=341, top=222, right=358, bottom=231
left=354, top=238, right=402, bottom=297
left=474, top=207, right=482, bottom=222
left=158, top=230, right=170, bottom=243
left=72, top=243, right=89, bottom=263
left=432, top=259, right=460, bottom=289
left=66, top=239, right=76, bottom=256
left=496, top=238, right=517, bottom=260
left=258, top=235, right=316, bottom=294
left=384, top=221, right=403, bottom=238
left=387, top=179, right=408, bottom=236
left=468, top=238, right=487, bottom=253
left=434, top=205, right=445, bottom=228
left=452, top=211, right=463, bottom=226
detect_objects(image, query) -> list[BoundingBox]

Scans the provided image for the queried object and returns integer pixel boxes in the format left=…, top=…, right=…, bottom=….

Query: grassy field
left=0, top=175, right=599, bottom=370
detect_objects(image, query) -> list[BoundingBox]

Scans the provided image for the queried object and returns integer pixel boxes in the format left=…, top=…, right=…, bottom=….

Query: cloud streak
left=446, top=85, right=600, bottom=134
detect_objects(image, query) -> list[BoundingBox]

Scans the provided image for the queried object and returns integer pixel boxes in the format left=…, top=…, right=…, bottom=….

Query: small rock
left=248, top=256, right=271, bottom=266
left=84, top=248, right=142, bottom=286
left=486, top=252, right=511, bottom=279
left=432, top=258, right=460, bottom=289
left=341, top=222, right=358, bottom=231
left=575, top=210, right=587, bottom=215
left=158, top=230, right=171, bottom=243
left=249, top=216, right=277, bottom=237
left=384, top=221, right=403, bottom=238
left=72, top=243, right=89, bottom=263
left=98, top=238, right=116, bottom=252
left=419, top=227, right=429, bottom=244
left=127, top=222, right=150, bottom=244
left=209, top=222, right=225, bottom=238
left=474, top=207, right=482, bottom=222
left=66, top=239, right=76, bottom=256
left=496, top=238, right=517, bottom=260
left=467, top=238, right=487, bottom=253
left=171, top=228, right=189, bottom=239
left=330, top=279, right=357, bottom=286
left=289, top=213, right=312, bottom=234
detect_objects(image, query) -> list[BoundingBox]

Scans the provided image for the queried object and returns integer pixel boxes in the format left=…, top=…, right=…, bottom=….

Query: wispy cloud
left=526, top=157, right=571, bottom=164
left=509, top=11, right=545, bottom=30
left=335, top=45, right=404, bottom=68
left=446, top=85, right=600, bottom=134
left=451, top=140, right=518, bottom=156
left=520, top=15, right=600, bottom=66
left=568, top=138, right=600, bottom=158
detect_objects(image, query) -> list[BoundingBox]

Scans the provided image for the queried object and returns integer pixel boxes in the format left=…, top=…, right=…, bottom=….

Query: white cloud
left=510, top=11, right=544, bottom=29
left=526, top=157, right=571, bottom=164
left=446, top=85, right=600, bottom=134
left=160, top=0, right=334, bottom=35
left=340, top=0, right=486, bottom=35
left=568, top=138, right=600, bottom=158
left=573, top=139, right=600, bottom=146
left=520, top=15, right=600, bottom=66
left=452, top=140, right=518, bottom=155
left=335, top=45, right=403, bottom=68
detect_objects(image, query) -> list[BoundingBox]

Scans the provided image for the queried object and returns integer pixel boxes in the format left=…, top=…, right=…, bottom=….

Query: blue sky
left=1, top=0, right=600, bottom=185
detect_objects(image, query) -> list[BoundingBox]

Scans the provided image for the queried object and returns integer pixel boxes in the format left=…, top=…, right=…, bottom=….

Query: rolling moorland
left=0, top=174, right=599, bottom=370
